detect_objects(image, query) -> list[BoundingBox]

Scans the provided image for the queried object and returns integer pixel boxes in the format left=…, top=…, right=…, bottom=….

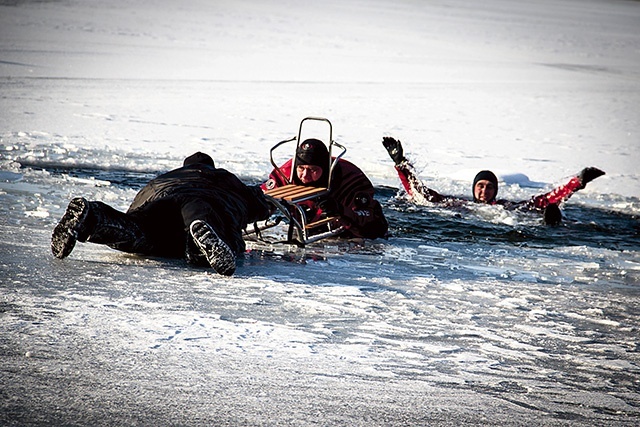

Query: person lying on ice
left=262, top=138, right=389, bottom=239
left=51, top=152, right=271, bottom=276
left=381, top=137, right=605, bottom=225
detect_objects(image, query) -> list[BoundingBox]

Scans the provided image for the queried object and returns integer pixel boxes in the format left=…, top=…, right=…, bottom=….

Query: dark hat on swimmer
left=296, top=139, right=329, bottom=168
left=183, top=152, right=215, bottom=167
left=472, top=170, right=498, bottom=201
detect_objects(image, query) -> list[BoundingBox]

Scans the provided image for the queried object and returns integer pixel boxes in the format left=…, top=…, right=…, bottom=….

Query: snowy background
left=1, top=0, right=639, bottom=425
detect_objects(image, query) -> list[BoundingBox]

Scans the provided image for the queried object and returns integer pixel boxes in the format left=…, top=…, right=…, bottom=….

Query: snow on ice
left=1, top=0, right=639, bottom=425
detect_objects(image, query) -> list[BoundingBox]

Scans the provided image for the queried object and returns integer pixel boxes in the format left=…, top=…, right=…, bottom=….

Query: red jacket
left=262, top=158, right=388, bottom=239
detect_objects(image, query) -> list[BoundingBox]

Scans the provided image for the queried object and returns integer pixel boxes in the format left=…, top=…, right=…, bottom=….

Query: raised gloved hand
left=578, top=167, right=605, bottom=189
left=382, top=137, right=405, bottom=165
left=318, top=196, right=340, bottom=217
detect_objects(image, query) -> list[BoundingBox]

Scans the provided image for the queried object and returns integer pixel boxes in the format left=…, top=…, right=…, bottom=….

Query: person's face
left=296, top=164, right=323, bottom=184
left=474, top=180, right=496, bottom=203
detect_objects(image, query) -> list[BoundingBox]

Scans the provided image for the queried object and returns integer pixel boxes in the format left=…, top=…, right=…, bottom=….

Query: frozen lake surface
left=1, top=0, right=639, bottom=425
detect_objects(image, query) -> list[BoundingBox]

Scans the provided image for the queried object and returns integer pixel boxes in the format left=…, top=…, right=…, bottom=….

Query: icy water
left=1, top=153, right=639, bottom=426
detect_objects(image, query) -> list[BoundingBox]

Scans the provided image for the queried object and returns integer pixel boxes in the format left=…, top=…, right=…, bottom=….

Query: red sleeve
left=261, top=159, right=293, bottom=192
left=530, top=176, right=582, bottom=209
left=395, top=161, right=445, bottom=203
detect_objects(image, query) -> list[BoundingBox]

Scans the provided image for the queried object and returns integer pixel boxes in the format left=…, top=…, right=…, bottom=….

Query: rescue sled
left=245, top=117, right=347, bottom=247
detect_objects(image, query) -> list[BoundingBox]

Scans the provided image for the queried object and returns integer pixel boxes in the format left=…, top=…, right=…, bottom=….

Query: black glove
left=543, top=203, right=562, bottom=226
left=318, top=197, right=340, bottom=217
left=578, top=167, right=605, bottom=189
left=382, top=137, right=405, bottom=165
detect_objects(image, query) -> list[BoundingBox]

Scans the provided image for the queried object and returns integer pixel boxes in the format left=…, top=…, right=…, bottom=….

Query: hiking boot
left=189, top=220, right=236, bottom=276
left=51, top=197, right=90, bottom=259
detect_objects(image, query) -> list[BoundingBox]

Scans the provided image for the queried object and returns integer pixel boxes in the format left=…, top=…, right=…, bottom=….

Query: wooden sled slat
left=264, top=184, right=298, bottom=198
left=265, top=184, right=328, bottom=203
left=305, top=216, right=339, bottom=229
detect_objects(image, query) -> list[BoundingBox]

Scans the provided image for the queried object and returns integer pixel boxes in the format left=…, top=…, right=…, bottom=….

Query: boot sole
left=51, top=197, right=89, bottom=259
left=189, top=220, right=236, bottom=276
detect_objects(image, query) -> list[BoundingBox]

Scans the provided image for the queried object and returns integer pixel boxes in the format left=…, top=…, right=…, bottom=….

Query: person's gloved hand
left=318, top=197, right=340, bottom=217
left=578, top=167, right=605, bottom=189
left=382, top=137, right=405, bottom=165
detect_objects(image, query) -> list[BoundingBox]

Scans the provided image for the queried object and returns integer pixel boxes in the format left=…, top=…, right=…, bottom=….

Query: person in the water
left=262, top=138, right=388, bottom=239
left=382, top=137, right=605, bottom=225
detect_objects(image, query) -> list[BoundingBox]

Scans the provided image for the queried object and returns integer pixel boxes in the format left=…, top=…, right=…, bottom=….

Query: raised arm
left=529, top=167, right=605, bottom=209
left=382, top=137, right=445, bottom=203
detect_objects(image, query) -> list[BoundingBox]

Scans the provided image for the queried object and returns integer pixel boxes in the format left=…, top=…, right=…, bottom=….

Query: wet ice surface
left=2, top=158, right=639, bottom=426
left=2, top=0, right=640, bottom=425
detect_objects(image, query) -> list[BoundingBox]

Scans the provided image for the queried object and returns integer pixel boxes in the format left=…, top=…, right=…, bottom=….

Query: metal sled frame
left=254, top=117, right=347, bottom=247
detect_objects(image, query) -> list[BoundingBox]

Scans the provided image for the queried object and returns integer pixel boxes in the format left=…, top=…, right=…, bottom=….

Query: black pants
left=81, top=197, right=245, bottom=260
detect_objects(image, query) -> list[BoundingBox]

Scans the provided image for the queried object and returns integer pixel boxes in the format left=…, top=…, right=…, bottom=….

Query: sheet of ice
left=1, top=0, right=639, bottom=425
